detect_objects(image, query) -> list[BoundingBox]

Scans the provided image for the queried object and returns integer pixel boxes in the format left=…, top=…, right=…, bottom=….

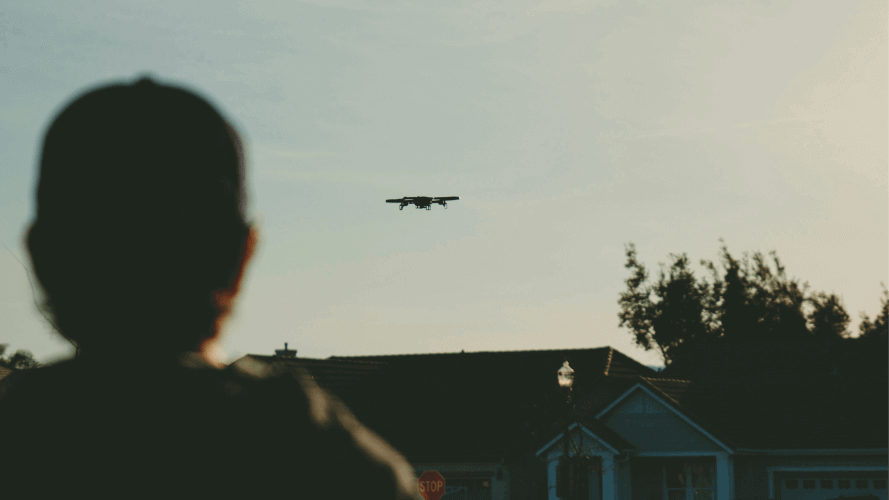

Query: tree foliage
left=858, top=285, right=888, bottom=341
left=618, top=241, right=868, bottom=365
left=618, top=247, right=714, bottom=363
left=808, top=292, right=851, bottom=340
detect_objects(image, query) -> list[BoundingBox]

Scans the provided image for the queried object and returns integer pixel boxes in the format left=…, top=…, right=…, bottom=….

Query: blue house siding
left=733, top=454, right=888, bottom=500
left=600, top=389, right=724, bottom=454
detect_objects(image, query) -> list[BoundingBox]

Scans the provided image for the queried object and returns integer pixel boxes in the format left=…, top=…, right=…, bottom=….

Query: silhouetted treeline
left=618, top=241, right=888, bottom=366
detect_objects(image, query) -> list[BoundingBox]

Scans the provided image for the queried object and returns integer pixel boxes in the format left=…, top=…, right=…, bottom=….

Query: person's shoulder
left=225, top=355, right=359, bottom=430
left=223, top=354, right=309, bottom=401
left=226, top=354, right=292, bottom=381
left=226, top=355, right=416, bottom=498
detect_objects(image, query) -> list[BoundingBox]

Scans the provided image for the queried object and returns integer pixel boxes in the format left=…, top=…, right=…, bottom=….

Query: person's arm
left=228, top=357, right=417, bottom=499
left=299, top=370, right=417, bottom=500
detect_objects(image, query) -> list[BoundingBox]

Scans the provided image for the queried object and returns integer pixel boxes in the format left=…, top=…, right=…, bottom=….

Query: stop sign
left=418, top=470, right=446, bottom=500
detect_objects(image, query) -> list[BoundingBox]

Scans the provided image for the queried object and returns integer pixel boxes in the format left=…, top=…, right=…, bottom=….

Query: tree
left=649, top=253, right=712, bottom=363
left=618, top=244, right=712, bottom=365
left=859, top=285, right=888, bottom=341
left=706, top=245, right=809, bottom=341
left=618, top=241, right=857, bottom=366
left=617, top=244, right=657, bottom=357
left=808, top=292, right=851, bottom=339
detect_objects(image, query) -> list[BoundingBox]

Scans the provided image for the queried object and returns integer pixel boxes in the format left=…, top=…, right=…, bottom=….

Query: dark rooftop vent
left=275, top=343, right=297, bottom=358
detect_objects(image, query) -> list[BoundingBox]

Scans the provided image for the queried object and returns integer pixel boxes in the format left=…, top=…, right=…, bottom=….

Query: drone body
left=386, top=196, right=459, bottom=210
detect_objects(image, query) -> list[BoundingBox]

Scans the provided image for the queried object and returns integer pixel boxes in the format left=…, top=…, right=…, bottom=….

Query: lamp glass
left=557, top=361, right=575, bottom=388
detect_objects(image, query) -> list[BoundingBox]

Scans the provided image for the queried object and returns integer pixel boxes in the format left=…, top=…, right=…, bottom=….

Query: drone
left=386, top=196, right=459, bottom=210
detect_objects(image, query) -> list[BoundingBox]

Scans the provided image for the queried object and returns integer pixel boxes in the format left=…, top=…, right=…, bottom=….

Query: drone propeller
left=387, top=196, right=459, bottom=210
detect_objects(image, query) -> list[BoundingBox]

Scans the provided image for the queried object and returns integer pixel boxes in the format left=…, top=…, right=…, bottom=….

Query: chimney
left=275, top=342, right=297, bottom=358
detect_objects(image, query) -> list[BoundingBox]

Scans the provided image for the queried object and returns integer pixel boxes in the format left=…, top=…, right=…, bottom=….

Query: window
left=664, top=461, right=714, bottom=500
left=441, top=478, right=492, bottom=500
left=781, top=475, right=888, bottom=498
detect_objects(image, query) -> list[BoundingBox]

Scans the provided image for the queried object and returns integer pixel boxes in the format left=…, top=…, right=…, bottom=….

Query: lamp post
left=558, top=361, right=575, bottom=500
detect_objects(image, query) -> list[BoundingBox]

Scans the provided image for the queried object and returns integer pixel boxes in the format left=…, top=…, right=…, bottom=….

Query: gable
left=536, top=423, right=624, bottom=459
left=571, top=425, right=619, bottom=456
left=599, top=387, right=724, bottom=453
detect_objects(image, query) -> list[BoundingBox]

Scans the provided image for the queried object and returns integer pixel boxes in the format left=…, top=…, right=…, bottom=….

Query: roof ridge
left=331, top=346, right=613, bottom=358
left=307, top=360, right=390, bottom=367
left=641, top=376, right=692, bottom=384
left=247, top=354, right=389, bottom=365
left=603, top=347, right=613, bottom=376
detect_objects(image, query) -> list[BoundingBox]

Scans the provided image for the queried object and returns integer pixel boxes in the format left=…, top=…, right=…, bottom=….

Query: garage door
left=780, top=474, right=888, bottom=500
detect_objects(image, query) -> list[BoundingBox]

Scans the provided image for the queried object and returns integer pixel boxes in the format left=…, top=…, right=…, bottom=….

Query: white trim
left=595, top=385, right=641, bottom=419
left=767, top=466, right=889, bottom=498
left=716, top=453, right=734, bottom=500
left=595, top=383, right=734, bottom=454
left=661, top=458, right=718, bottom=500
left=537, top=432, right=568, bottom=458
left=737, top=449, right=888, bottom=456
left=548, top=459, right=559, bottom=500
left=603, top=454, right=616, bottom=500
left=536, top=422, right=584, bottom=458
left=581, top=426, right=622, bottom=455
left=636, top=452, right=725, bottom=457
left=536, top=422, right=623, bottom=457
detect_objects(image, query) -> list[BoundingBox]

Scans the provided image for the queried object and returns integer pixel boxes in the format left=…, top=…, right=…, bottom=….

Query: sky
left=1, top=0, right=886, bottom=368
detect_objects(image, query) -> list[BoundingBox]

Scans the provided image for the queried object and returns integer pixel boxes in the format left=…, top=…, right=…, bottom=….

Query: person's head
left=27, top=77, right=254, bottom=357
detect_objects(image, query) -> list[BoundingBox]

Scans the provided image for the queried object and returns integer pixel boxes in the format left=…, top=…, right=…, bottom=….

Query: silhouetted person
left=0, top=78, right=416, bottom=498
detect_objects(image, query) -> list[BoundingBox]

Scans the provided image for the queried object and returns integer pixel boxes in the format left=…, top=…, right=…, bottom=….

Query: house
left=536, top=339, right=888, bottom=500
left=244, top=346, right=656, bottom=498
left=243, top=339, right=888, bottom=500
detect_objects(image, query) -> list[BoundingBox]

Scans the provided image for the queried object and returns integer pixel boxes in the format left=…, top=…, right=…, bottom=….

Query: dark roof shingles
left=318, top=347, right=655, bottom=459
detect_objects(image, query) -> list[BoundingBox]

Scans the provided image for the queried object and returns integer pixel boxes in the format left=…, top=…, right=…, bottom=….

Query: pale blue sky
left=1, top=0, right=886, bottom=367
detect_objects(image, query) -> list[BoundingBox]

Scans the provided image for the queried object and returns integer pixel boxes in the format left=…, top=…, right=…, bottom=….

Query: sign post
left=418, top=470, right=446, bottom=500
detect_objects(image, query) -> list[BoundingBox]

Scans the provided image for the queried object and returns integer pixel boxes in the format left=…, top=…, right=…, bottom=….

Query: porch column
left=491, top=466, right=509, bottom=500
left=602, top=455, right=616, bottom=500
left=548, top=457, right=560, bottom=500
left=715, top=453, right=734, bottom=500
left=588, top=463, right=601, bottom=500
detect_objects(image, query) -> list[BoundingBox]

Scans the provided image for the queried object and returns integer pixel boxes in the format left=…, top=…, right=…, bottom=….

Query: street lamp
left=558, top=361, right=574, bottom=500
left=558, top=361, right=575, bottom=389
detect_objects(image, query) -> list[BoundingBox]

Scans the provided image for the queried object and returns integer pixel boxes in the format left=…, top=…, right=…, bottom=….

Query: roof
left=578, top=338, right=889, bottom=451
left=244, top=354, right=389, bottom=392
left=249, top=339, right=887, bottom=459
left=579, top=375, right=737, bottom=451
left=256, top=346, right=657, bottom=461
left=575, top=415, right=637, bottom=452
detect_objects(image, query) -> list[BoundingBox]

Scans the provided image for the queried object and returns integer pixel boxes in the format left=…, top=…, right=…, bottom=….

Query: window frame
left=663, top=460, right=716, bottom=500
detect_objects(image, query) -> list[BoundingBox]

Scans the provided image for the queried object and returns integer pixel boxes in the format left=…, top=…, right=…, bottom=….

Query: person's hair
left=27, top=77, right=250, bottom=355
